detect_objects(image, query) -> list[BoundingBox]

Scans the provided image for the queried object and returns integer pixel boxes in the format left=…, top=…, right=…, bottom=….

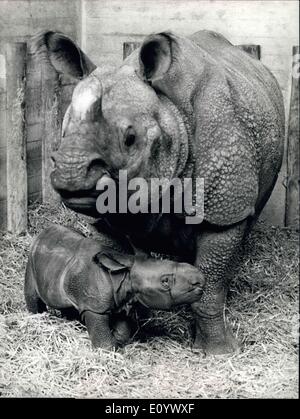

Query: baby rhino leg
left=82, top=311, right=117, bottom=349
left=24, top=260, right=46, bottom=313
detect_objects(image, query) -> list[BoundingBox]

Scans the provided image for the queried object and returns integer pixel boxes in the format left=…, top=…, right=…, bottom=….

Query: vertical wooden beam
left=5, top=43, right=28, bottom=234
left=41, top=63, right=62, bottom=203
left=285, top=46, right=299, bottom=227
left=123, top=42, right=141, bottom=60
left=81, top=0, right=87, bottom=52
left=237, top=44, right=261, bottom=60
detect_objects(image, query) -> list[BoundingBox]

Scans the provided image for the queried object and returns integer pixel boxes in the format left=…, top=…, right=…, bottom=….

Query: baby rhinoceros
left=24, top=225, right=204, bottom=349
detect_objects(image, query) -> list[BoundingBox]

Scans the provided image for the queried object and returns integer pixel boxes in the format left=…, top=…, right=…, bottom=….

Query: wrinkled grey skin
left=31, top=29, right=284, bottom=354
left=25, top=224, right=204, bottom=349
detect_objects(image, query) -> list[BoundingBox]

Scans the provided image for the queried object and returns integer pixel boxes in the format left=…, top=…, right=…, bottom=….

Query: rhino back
left=31, top=225, right=115, bottom=313
left=191, top=30, right=284, bottom=118
left=188, top=31, right=285, bottom=225
left=31, top=225, right=87, bottom=307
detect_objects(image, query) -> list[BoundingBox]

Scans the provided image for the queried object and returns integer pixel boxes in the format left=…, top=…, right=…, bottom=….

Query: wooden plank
left=123, top=42, right=141, bottom=60
left=41, top=65, right=62, bottom=203
left=0, top=22, right=31, bottom=39
left=27, top=141, right=42, bottom=178
left=28, top=0, right=80, bottom=19
left=285, top=46, right=299, bottom=227
left=0, top=146, right=6, bottom=200
left=27, top=141, right=42, bottom=167
left=0, top=91, right=6, bottom=110
left=84, top=0, right=297, bottom=39
left=0, top=199, right=7, bottom=231
left=26, top=123, right=43, bottom=144
left=84, top=0, right=273, bottom=20
left=26, top=53, right=43, bottom=126
left=28, top=174, right=42, bottom=196
left=237, top=44, right=261, bottom=60
left=0, top=54, right=6, bottom=78
left=26, top=95, right=43, bottom=126
left=87, top=51, right=122, bottom=67
left=27, top=159, right=42, bottom=178
left=0, top=110, right=6, bottom=148
left=5, top=42, right=28, bottom=234
left=87, top=33, right=144, bottom=55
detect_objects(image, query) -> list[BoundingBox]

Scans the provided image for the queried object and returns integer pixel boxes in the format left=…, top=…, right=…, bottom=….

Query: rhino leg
left=192, top=220, right=247, bottom=355
left=110, top=314, right=134, bottom=345
left=82, top=311, right=117, bottom=349
left=24, top=260, right=47, bottom=313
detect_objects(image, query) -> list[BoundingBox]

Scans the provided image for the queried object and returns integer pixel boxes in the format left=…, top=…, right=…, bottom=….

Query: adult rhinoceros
left=32, top=29, right=284, bottom=354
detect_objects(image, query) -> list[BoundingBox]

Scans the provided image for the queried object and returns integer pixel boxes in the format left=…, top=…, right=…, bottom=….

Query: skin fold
left=29, top=29, right=285, bottom=354
left=24, top=225, right=204, bottom=349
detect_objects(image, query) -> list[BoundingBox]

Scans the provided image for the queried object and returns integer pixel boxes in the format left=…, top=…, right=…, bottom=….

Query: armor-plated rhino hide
left=30, top=29, right=285, bottom=354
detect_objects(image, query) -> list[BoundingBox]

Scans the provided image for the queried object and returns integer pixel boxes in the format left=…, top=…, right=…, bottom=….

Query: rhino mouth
left=53, top=169, right=114, bottom=216
left=58, top=171, right=123, bottom=216
left=60, top=190, right=99, bottom=216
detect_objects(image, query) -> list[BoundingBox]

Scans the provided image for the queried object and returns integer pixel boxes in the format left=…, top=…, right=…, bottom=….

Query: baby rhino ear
left=94, top=251, right=134, bottom=273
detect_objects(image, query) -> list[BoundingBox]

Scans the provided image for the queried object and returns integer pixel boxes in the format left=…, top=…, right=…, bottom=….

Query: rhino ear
left=139, top=32, right=173, bottom=82
left=29, top=31, right=96, bottom=79
left=94, top=251, right=134, bottom=273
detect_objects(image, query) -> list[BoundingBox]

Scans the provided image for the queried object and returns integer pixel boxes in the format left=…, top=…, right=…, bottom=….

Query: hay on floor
left=0, top=203, right=298, bottom=398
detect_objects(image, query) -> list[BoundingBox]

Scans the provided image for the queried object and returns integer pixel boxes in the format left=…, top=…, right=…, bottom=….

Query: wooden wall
left=0, top=0, right=81, bottom=230
left=0, top=56, right=6, bottom=229
left=82, top=0, right=298, bottom=110
left=82, top=0, right=299, bottom=225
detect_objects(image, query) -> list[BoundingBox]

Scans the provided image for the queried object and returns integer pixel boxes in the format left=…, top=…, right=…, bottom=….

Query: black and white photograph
left=0, top=0, right=299, bottom=400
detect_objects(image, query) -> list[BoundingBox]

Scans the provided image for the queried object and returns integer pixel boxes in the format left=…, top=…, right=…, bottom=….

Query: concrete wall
left=0, top=0, right=81, bottom=230
left=82, top=0, right=299, bottom=225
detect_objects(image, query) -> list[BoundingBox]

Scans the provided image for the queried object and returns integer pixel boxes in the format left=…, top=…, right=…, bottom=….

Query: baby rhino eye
left=125, top=127, right=136, bottom=147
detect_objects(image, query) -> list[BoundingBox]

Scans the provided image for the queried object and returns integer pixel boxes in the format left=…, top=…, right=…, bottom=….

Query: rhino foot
left=192, top=307, right=240, bottom=355
left=193, top=327, right=240, bottom=355
left=82, top=311, right=118, bottom=350
left=111, top=315, right=134, bottom=346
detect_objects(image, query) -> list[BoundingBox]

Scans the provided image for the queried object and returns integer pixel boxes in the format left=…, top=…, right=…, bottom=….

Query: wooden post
left=41, top=63, right=62, bottom=203
left=5, top=43, right=28, bottom=234
left=237, top=44, right=261, bottom=60
left=123, top=42, right=141, bottom=60
left=285, top=46, right=299, bottom=227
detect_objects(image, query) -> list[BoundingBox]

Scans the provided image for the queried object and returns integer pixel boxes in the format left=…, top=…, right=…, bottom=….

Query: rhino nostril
left=191, top=278, right=201, bottom=285
left=87, top=158, right=106, bottom=174
left=194, top=288, right=202, bottom=295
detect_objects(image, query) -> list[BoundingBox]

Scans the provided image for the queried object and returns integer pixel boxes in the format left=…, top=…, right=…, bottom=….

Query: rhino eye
left=124, top=127, right=136, bottom=147
left=161, top=274, right=172, bottom=289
